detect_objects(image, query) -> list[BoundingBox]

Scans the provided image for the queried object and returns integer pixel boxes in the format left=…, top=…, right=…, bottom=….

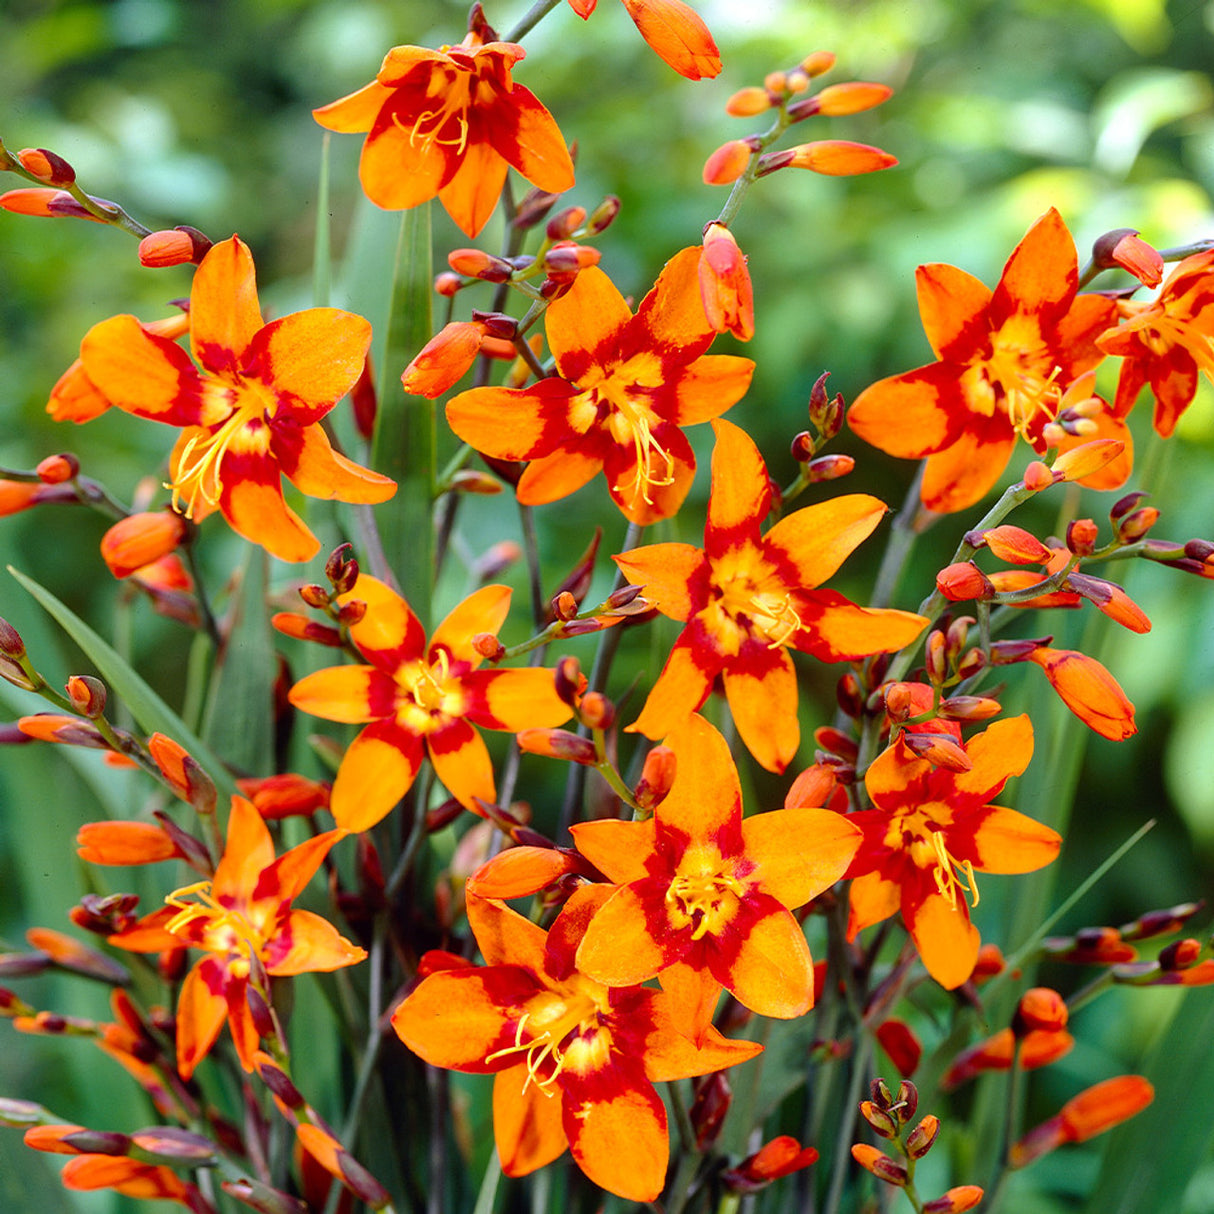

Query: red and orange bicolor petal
left=616, top=0, right=721, bottom=80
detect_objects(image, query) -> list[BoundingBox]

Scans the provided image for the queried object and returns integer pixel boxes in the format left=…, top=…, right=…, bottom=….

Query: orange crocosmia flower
left=1011, top=1075, right=1154, bottom=1168
left=940, top=1026, right=1074, bottom=1091
left=1097, top=248, right=1214, bottom=437
left=567, top=0, right=720, bottom=80
left=393, top=891, right=760, bottom=1202
left=616, top=419, right=926, bottom=771
left=78, top=236, right=395, bottom=562
left=1027, top=646, right=1136, bottom=741
left=313, top=36, right=574, bottom=239
left=287, top=574, right=572, bottom=831
left=848, top=208, right=1122, bottom=513
left=570, top=715, right=862, bottom=1040
left=108, top=796, right=364, bottom=1079
left=699, top=222, right=754, bottom=341
left=447, top=248, right=754, bottom=525
left=846, top=715, right=1061, bottom=990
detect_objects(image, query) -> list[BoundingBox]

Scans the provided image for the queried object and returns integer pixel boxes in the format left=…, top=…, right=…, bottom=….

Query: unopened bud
left=806, top=454, right=855, bottom=483
left=725, top=86, right=774, bottom=116
left=1052, top=439, right=1124, bottom=482
left=517, top=727, right=598, bottom=765
left=552, top=591, right=579, bottom=621
left=634, top=744, right=676, bottom=810
left=335, top=599, right=366, bottom=627
left=546, top=205, right=587, bottom=241
left=690, top=1072, right=732, bottom=1151
left=894, top=1080, right=919, bottom=1122
left=447, top=248, right=514, bottom=282
left=703, top=139, right=756, bottom=185
left=924, top=1185, right=985, bottom=1213
left=554, top=656, right=582, bottom=706
left=1066, top=518, right=1098, bottom=556
left=989, top=636, right=1053, bottom=665
left=434, top=271, right=463, bottom=297
left=138, top=226, right=211, bottom=268
left=956, top=648, right=987, bottom=679
left=905, top=1113, right=940, bottom=1158
left=925, top=630, right=947, bottom=685
left=1116, top=506, right=1159, bottom=543
left=884, top=683, right=913, bottom=722
left=837, top=672, right=863, bottom=718
left=938, top=695, right=1002, bottom=721
left=790, top=431, right=815, bottom=462
left=810, top=82, right=893, bottom=116
left=801, top=51, right=836, bottom=76
left=1158, top=938, right=1202, bottom=971
left=851, top=1143, right=908, bottom=1186
left=773, top=141, right=897, bottom=176
left=18, top=147, right=75, bottom=186
left=470, top=633, right=505, bottom=662
left=1091, top=227, right=1164, bottom=288
left=859, top=1101, right=899, bottom=1138
left=579, top=691, right=614, bottom=731
left=1022, top=460, right=1055, bottom=491
left=584, top=195, right=621, bottom=235
left=100, top=510, right=187, bottom=578
left=1014, top=987, right=1068, bottom=1035
left=936, top=561, right=994, bottom=602
left=902, top=733, right=971, bottom=771
left=544, top=241, right=601, bottom=273
left=36, top=453, right=79, bottom=483
left=65, top=675, right=106, bottom=718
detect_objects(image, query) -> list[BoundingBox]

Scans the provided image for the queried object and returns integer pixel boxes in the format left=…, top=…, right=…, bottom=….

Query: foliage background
left=2, top=0, right=1214, bottom=1210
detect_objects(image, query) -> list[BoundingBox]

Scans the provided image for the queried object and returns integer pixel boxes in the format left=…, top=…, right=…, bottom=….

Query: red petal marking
left=482, top=81, right=575, bottom=193
left=709, top=893, right=814, bottom=1017
left=763, top=493, right=887, bottom=587
left=965, top=806, right=1061, bottom=874
left=568, top=818, right=657, bottom=884
left=920, top=417, right=1017, bottom=514
left=516, top=445, right=604, bottom=505
left=264, top=908, right=366, bottom=976
left=446, top=380, right=575, bottom=460
left=705, top=419, right=770, bottom=550
left=217, top=459, right=320, bottom=562
left=562, top=1059, right=669, bottom=1201
left=189, top=236, right=263, bottom=375
left=493, top=1064, right=568, bottom=1176
left=463, top=667, right=572, bottom=731
left=430, top=584, right=511, bottom=665
left=79, top=315, right=215, bottom=427
left=241, top=308, right=371, bottom=421
left=667, top=354, right=755, bottom=425
left=602, top=419, right=696, bottom=524
left=254, top=827, right=345, bottom=907
left=467, top=892, right=550, bottom=971
left=273, top=421, right=396, bottom=503
left=376, top=45, right=457, bottom=85
left=916, top=262, right=994, bottom=359
left=575, top=881, right=683, bottom=986
left=545, top=266, right=634, bottom=383
left=905, top=885, right=980, bottom=989
left=849, top=360, right=973, bottom=458
left=175, top=956, right=230, bottom=1078
left=741, top=807, right=862, bottom=908
left=722, top=648, right=799, bottom=773
left=313, top=79, right=393, bottom=132
left=612, top=542, right=706, bottom=621
left=213, top=796, right=275, bottom=904
left=342, top=574, right=427, bottom=671
left=794, top=593, right=927, bottom=662
left=427, top=716, right=495, bottom=810
left=951, top=714, right=1033, bottom=803
left=438, top=129, right=510, bottom=238
left=628, top=634, right=716, bottom=741
left=330, top=719, right=424, bottom=831
left=393, top=967, right=538, bottom=1071
left=863, top=740, right=934, bottom=811
left=619, top=0, right=721, bottom=79
left=1051, top=292, right=1118, bottom=376
left=656, top=716, right=743, bottom=852
left=991, top=208, right=1076, bottom=329
left=288, top=665, right=390, bottom=724
left=544, top=884, right=615, bottom=978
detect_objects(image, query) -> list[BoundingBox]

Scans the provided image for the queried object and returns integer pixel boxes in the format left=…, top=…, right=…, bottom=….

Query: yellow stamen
left=393, top=102, right=470, bottom=156
left=666, top=871, right=745, bottom=940
left=747, top=592, right=803, bottom=648
left=166, top=407, right=258, bottom=519
left=611, top=401, right=674, bottom=506
left=412, top=650, right=450, bottom=712
left=164, top=880, right=262, bottom=959
left=928, top=830, right=980, bottom=910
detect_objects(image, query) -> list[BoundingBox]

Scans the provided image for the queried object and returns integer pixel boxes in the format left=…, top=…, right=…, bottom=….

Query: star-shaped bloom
left=845, top=715, right=1061, bottom=989
left=79, top=236, right=395, bottom=561
left=109, top=796, right=365, bottom=1078
left=848, top=209, right=1123, bottom=513
left=569, top=715, right=862, bottom=1039
left=446, top=249, right=754, bottom=525
left=392, top=891, right=760, bottom=1201
left=288, top=574, right=572, bottom=831
left=615, top=419, right=927, bottom=771
left=313, top=35, right=575, bottom=238
left=1097, top=247, right=1214, bottom=437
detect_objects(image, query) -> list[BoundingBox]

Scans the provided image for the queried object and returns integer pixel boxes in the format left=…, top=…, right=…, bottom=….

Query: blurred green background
left=2, top=0, right=1214, bottom=1210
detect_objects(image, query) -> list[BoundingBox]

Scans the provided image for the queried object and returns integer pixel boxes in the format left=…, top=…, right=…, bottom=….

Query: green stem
left=504, top=0, right=565, bottom=41
left=870, top=465, right=927, bottom=610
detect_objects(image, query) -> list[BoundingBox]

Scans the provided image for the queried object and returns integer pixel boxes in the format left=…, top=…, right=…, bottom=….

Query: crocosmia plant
left=5, top=3, right=1214, bottom=1213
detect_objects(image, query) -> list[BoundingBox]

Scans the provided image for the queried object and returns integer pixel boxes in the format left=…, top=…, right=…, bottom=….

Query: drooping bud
left=699, top=222, right=755, bottom=341
left=138, top=226, right=212, bottom=267
left=446, top=248, right=513, bottom=282
left=703, top=139, right=756, bottom=185
left=101, top=511, right=188, bottom=578
left=1091, top=228, right=1164, bottom=287
left=18, top=147, right=76, bottom=186
left=721, top=1136, right=819, bottom=1194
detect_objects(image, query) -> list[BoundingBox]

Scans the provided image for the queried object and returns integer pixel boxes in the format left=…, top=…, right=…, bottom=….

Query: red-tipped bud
left=936, top=561, right=995, bottom=602
left=36, top=453, right=79, bottom=484
left=690, top=1072, right=732, bottom=1151
left=1092, top=228, right=1164, bottom=287
left=902, top=732, right=972, bottom=771
left=699, top=222, right=755, bottom=341
left=726, top=86, right=775, bottom=116
left=579, top=691, right=614, bottom=731
left=447, top=248, right=513, bottom=281
left=808, top=373, right=845, bottom=438
left=101, top=511, right=187, bottom=578
left=703, top=139, right=756, bottom=185
left=1066, top=518, right=1098, bottom=556
left=18, top=147, right=76, bottom=185
left=471, top=632, right=506, bottom=661
left=545, top=205, right=587, bottom=240
left=552, top=590, right=579, bottom=621
left=324, top=544, right=359, bottom=595
left=553, top=656, right=583, bottom=706
left=1014, top=987, right=1068, bottom=1035
left=982, top=525, right=1051, bottom=564
left=335, top=598, right=366, bottom=627
left=434, top=271, right=463, bottom=297
left=634, top=744, right=676, bottom=810
left=584, top=195, right=620, bottom=235
left=517, top=728, right=598, bottom=765
left=1158, top=938, right=1203, bottom=970
left=0, top=187, right=103, bottom=221
left=924, top=1186, right=985, bottom=1213
left=138, top=226, right=212, bottom=268
left=722, top=1136, right=819, bottom=1194
left=1121, top=901, right=1203, bottom=940
left=770, top=141, right=897, bottom=176
left=851, top=1143, right=907, bottom=1186
left=65, top=675, right=106, bottom=718
left=1116, top=506, right=1160, bottom=543
left=905, top=1113, right=940, bottom=1158
left=790, top=431, right=815, bottom=462
left=544, top=241, right=601, bottom=273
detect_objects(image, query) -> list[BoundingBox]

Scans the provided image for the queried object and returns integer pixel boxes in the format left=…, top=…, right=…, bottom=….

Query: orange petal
left=920, top=416, right=1017, bottom=513
left=266, top=908, right=366, bottom=976
left=176, top=957, right=230, bottom=1079
left=392, top=968, right=526, bottom=1069
left=466, top=846, right=583, bottom=898
left=627, top=636, right=715, bottom=740
left=968, top=806, right=1061, bottom=875
left=565, top=1077, right=669, bottom=1201
left=568, top=818, right=657, bottom=884
left=275, top=422, right=395, bottom=504
left=657, top=715, right=742, bottom=842
left=211, top=796, right=275, bottom=902
left=848, top=362, right=967, bottom=458
left=189, top=236, right=263, bottom=374
left=706, top=419, right=769, bottom=540
left=658, top=960, right=722, bottom=1043
left=612, top=542, right=704, bottom=621
left=799, top=597, right=927, bottom=662
left=906, top=890, right=980, bottom=990
left=546, top=265, right=634, bottom=375
left=342, top=574, right=426, bottom=669
left=438, top=132, right=510, bottom=239
left=358, top=102, right=451, bottom=210
left=430, top=584, right=512, bottom=666
left=575, top=883, right=679, bottom=986
left=219, top=469, right=320, bottom=563
left=493, top=1064, right=568, bottom=1176
left=618, top=0, right=721, bottom=80
left=715, top=898, right=814, bottom=1017
left=722, top=650, right=799, bottom=773
left=992, top=208, right=1075, bottom=323
left=428, top=717, right=495, bottom=810
left=516, top=446, right=605, bottom=505
left=288, top=665, right=385, bottom=724
left=741, top=807, right=861, bottom=908
left=668, top=354, right=755, bottom=425
left=312, top=79, right=393, bottom=133
left=446, top=383, right=569, bottom=460
left=916, top=262, right=993, bottom=359
left=466, top=667, right=572, bottom=731
left=952, top=714, right=1033, bottom=802
left=331, top=720, right=424, bottom=831
left=76, top=820, right=181, bottom=865
left=466, top=891, right=549, bottom=970
left=847, top=870, right=902, bottom=936
left=488, top=82, right=576, bottom=194
left=61, top=1156, right=190, bottom=1201
left=763, top=493, right=887, bottom=586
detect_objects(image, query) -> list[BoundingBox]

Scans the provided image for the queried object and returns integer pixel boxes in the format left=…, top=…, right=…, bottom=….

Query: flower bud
left=65, top=675, right=106, bottom=718
left=101, top=511, right=187, bottom=578
left=0, top=618, right=28, bottom=664
left=1116, top=506, right=1160, bottom=543
left=1014, top=987, right=1068, bottom=1035
left=924, top=1186, right=985, bottom=1213
left=18, top=147, right=76, bottom=185
left=36, top=453, right=79, bottom=484
left=470, top=632, right=505, bottom=662
left=584, top=195, right=620, bottom=235
left=579, top=691, right=614, bottom=731
left=851, top=1143, right=907, bottom=1186
left=690, top=1072, right=731, bottom=1151
left=859, top=1100, right=899, bottom=1138
left=699, top=222, right=754, bottom=341
left=434, top=271, right=463, bottom=297
left=335, top=598, right=366, bottom=627
left=1066, top=518, right=1098, bottom=556
left=544, top=241, right=601, bottom=273
left=1091, top=227, right=1164, bottom=287
left=925, top=629, right=948, bottom=685
left=771, top=141, right=897, bottom=176
left=1022, top=459, right=1055, bottom=491
left=517, top=728, right=597, bottom=765
left=634, top=744, right=676, bottom=810
left=1051, top=439, right=1124, bottom=482
left=790, top=431, right=815, bottom=462
left=703, top=139, right=755, bottom=185
left=874, top=1018, right=921, bottom=1076
left=546, top=205, right=586, bottom=240
left=725, top=86, right=774, bottom=116
left=402, top=321, right=486, bottom=397
left=806, top=453, right=855, bottom=483
left=1158, top=938, right=1202, bottom=970
left=324, top=544, right=359, bottom=595
left=936, top=561, right=994, bottom=602
left=982, top=524, right=1051, bottom=565
left=138, top=226, right=211, bottom=267
left=447, top=248, right=513, bottom=281
left=812, top=81, right=892, bottom=116
left=801, top=51, right=836, bottom=76
left=902, top=732, right=972, bottom=771
left=905, top=1113, right=940, bottom=1157
left=938, top=695, right=1002, bottom=722
left=1121, top=901, right=1202, bottom=940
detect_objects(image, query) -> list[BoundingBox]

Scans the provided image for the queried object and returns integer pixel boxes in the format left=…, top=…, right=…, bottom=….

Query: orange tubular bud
left=634, top=744, right=677, bottom=810
left=0, top=187, right=109, bottom=222
left=1091, top=228, right=1164, bottom=288
left=936, top=561, right=994, bottom=602
left=725, top=86, right=774, bottom=116
left=100, top=511, right=187, bottom=578
left=1014, top=987, right=1068, bottom=1035
left=402, top=321, right=486, bottom=398
left=924, top=1186, right=985, bottom=1213
left=905, top=1114, right=940, bottom=1158
left=235, top=773, right=331, bottom=819
left=446, top=248, right=513, bottom=281
left=982, top=525, right=1051, bottom=564
left=722, top=1136, right=819, bottom=1193
left=699, top=223, right=755, bottom=341
left=18, top=148, right=76, bottom=186
left=76, top=821, right=182, bottom=865
left=813, top=81, right=893, bottom=115
left=1028, top=647, right=1136, bottom=740
left=434, top=271, right=463, bottom=297
left=138, top=227, right=211, bottom=268
left=36, top=454, right=79, bottom=484
left=517, top=727, right=598, bottom=765
left=1012, top=1076, right=1154, bottom=1168
left=850, top=1143, right=907, bottom=1186
left=1051, top=439, right=1123, bottom=482
left=780, top=141, right=897, bottom=176
left=801, top=51, right=836, bottom=76
left=271, top=612, right=343, bottom=646
left=1022, top=459, right=1055, bottom=491
left=1066, top=518, right=1099, bottom=556
left=703, top=139, right=755, bottom=185
left=544, top=241, right=601, bottom=273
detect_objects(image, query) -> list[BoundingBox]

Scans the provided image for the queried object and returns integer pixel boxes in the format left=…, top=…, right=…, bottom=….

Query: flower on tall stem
left=79, top=236, right=395, bottom=562
left=848, top=208, right=1123, bottom=513
left=447, top=248, right=754, bottom=524
left=846, top=715, right=1061, bottom=989
left=392, top=891, right=760, bottom=1201
left=615, top=419, right=926, bottom=771
left=288, top=574, right=572, bottom=831
left=313, top=31, right=575, bottom=238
